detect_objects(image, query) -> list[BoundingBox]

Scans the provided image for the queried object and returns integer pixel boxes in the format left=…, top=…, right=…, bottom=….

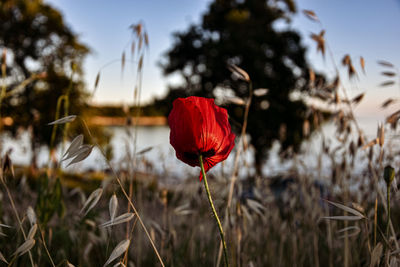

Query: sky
left=45, top=0, right=400, bottom=122
left=46, top=0, right=210, bottom=105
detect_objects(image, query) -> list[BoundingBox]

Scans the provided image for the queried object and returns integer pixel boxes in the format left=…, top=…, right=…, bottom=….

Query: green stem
left=386, top=185, right=391, bottom=239
left=49, top=95, right=66, bottom=158
left=199, top=155, right=229, bottom=267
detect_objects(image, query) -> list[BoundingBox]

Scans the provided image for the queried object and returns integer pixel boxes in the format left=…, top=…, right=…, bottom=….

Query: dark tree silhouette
left=159, top=0, right=327, bottom=176
left=0, top=0, right=92, bottom=166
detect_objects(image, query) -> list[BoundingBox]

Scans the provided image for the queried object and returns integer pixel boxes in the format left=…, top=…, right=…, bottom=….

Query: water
left=0, top=125, right=198, bottom=179
left=1, top=116, right=397, bottom=180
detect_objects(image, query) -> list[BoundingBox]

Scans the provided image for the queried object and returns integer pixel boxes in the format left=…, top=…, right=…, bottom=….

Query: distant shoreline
left=89, top=116, right=167, bottom=126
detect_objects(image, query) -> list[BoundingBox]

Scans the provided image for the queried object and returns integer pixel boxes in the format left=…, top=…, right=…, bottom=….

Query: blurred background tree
left=158, top=0, right=328, bottom=176
left=0, top=0, right=107, bottom=168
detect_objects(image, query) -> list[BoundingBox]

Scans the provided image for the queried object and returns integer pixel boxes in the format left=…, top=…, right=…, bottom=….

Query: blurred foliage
left=86, top=104, right=165, bottom=117
left=36, top=174, right=65, bottom=226
left=0, top=0, right=110, bottom=163
left=158, top=0, right=329, bottom=173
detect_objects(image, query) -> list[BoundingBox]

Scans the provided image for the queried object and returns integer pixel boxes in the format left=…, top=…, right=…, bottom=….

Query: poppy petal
left=168, top=96, right=235, bottom=181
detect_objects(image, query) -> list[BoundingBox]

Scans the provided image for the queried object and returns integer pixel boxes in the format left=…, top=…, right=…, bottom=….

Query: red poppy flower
left=168, top=96, right=235, bottom=180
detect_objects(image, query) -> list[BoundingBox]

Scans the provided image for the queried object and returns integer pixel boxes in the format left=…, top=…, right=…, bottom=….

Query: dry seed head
left=138, top=35, right=143, bottom=50
left=368, top=146, right=374, bottom=161
left=377, top=123, right=384, bottom=147
left=377, top=60, right=394, bottom=68
left=330, top=76, right=340, bottom=91
left=138, top=55, right=143, bottom=71
left=160, top=189, right=168, bottom=206
left=0, top=252, right=7, bottom=264
left=303, top=120, right=310, bottom=137
left=348, top=64, right=357, bottom=78
left=303, top=10, right=319, bottom=22
left=310, top=30, right=325, bottom=57
left=352, top=93, right=364, bottom=104
left=360, top=56, right=365, bottom=73
left=103, top=239, right=130, bottom=267
left=386, top=109, right=400, bottom=126
left=228, top=96, right=245, bottom=105
left=121, top=52, right=125, bottom=71
left=144, top=32, right=149, bottom=46
left=342, top=54, right=351, bottom=66
left=309, top=68, right=315, bottom=86
left=94, top=72, right=100, bottom=89
left=349, top=141, right=355, bottom=157
left=150, top=228, right=155, bottom=242
left=130, top=23, right=143, bottom=36
left=381, top=98, right=396, bottom=109
left=334, top=91, right=340, bottom=104
left=27, top=206, right=37, bottom=225
left=228, top=64, right=250, bottom=82
left=253, top=88, right=268, bottom=96
left=313, top=112, right=319, bottom=126
left=381, top=71, right=396, bottom=77
left=351, top=202, right=364, bottom=213
left=362, top=138, right=378, bottom=150
left=380, top=81, right=395, bottom=87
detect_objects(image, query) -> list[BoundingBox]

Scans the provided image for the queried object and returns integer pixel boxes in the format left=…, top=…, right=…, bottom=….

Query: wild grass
left=0, top=12, right=400, bottom=267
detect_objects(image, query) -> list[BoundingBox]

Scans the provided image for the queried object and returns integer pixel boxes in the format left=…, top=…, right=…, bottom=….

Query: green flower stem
left=199, top=155, right=229, bottom=267
left=386, top=185, right=391, bottom=239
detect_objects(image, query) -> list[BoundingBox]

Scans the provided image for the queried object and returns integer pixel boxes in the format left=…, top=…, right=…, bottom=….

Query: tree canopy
left=159, top=0, right=327, bottom=175
left=0, top=0, right=92, bottom=163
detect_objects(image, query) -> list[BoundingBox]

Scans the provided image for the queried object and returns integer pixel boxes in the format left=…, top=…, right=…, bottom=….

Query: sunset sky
left=46, top=0, right=400, bottom=124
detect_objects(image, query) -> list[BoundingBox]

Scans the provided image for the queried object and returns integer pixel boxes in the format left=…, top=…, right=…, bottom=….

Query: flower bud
left=384, top=165, right=395, bottom=186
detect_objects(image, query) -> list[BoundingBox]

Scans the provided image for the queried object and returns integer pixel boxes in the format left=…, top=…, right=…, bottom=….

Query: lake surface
left=1, top=115, right=397, bottom=180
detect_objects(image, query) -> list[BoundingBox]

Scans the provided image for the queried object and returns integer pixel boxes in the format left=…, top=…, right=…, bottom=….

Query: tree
left=0, top=0, right=93, bottom=166
left=160, top=0, right=327, bottom=176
